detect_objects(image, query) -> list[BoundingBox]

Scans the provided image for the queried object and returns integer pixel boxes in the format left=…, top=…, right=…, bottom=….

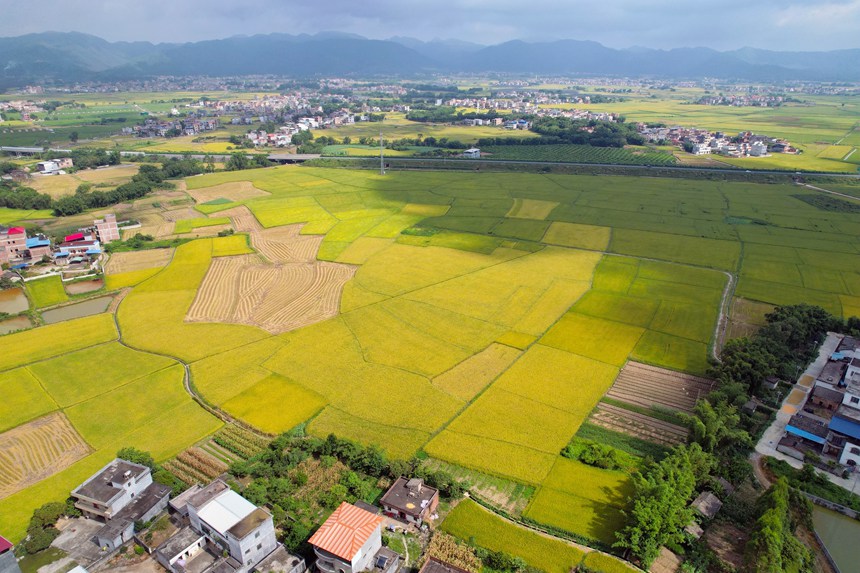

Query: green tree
left=226, top=152, right=252, bottom=171
left=684, top=399, right=751, bottom=454
left=69, top=131, right=79, bottom=143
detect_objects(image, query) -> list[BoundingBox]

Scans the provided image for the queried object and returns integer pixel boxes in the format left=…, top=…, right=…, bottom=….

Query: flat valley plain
left=2, top=164, right=860, bottom=555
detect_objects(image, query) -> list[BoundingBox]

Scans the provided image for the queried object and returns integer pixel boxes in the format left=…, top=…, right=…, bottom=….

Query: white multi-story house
left=185, top=480, right=278, bottom=571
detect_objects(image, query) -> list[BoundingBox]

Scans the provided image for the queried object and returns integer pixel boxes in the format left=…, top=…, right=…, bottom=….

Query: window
left=851, top=447, right=860, bottom=455
left=245, top=549, right=251, bottom=554
left=255, top=531, right=260, bottom=538
left=257, top=543, right=262, bottom=550
left=850, top=396, right=859, bottom=404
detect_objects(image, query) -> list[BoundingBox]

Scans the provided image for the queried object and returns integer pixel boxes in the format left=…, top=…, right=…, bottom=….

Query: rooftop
left=227, top=507, right=270, bottom=540
left=187, top=479, right=230, bottom=511
left=196, top=488, right=256, bottom=536
left=156, top=526, right=205, bottom=560
left=0, top=534, right=12, bottom=554
left=812, top=384, right=844, bottom=404
left=73, top=458, right=150, bottom=504
left=309, top=502, right=384, bottom=562
left=838, top=336, right=859, bottom=353
left=787, top=412, right=830, bottom=439
left=690, top=491, right=723, bottom=519
left=419, top=558, right=473, bottom=573
left=380, top=477, right=439, bottom=517
left=170, top=484, right=202, bottom=513
left=816, top=361, right=846, bottom=385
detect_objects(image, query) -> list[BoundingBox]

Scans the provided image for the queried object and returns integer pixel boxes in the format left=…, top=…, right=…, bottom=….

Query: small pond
left=41, top=295, right=114, bottom=325
left=813, top=505, right=860, bottom=573
left=64, top=279, right=104, bottom=295
left=0, top=315, right=31, bottom=334
left=0, top=287, right=29, bottom=314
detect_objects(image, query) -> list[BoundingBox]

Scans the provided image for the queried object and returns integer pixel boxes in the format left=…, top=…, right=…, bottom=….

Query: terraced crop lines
left=0, top=413, right=91, bottom=499
left=187, top=255, right=355, bottom=334
left=606, top=361, right=716, bottom=414
left=588, top=403, right=687, bottom=447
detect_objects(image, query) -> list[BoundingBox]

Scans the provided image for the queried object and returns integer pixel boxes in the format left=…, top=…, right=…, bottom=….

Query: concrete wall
left=229, top=518, right=277, bottom=569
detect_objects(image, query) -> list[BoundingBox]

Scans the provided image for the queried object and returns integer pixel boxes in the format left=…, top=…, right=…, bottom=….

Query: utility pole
left=379, top=129, right=385, bottom=175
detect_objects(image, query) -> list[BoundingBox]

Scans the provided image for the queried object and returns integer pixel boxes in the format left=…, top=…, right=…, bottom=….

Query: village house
left=71, top=458, right=171, bottom=551
left=309, top=502, right=400, bottom=573
left=781, top=336, right=860, bottom=468
left=379, top=477, right=439, bottom=526
left=93, top=214, right=120, bottom=243
left=0, top=534, right=22, bottom=573
left=35, top=158, right=73, bottom=174
left=462, top=148, right=481, bottom=159
left=0, top=226, right=27, bottom=264
left=155, top=479, right=283, bottom=573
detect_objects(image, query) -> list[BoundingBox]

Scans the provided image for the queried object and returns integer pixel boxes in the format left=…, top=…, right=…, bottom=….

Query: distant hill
left=1, top=31, right=860, bottom=87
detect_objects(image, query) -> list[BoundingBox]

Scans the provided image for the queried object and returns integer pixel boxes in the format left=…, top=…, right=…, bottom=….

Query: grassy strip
left=764, top=457, right=860, bottom=511
left=600, top=397, right=687, bottom=426
left=575, top=422, right=670, bottom=461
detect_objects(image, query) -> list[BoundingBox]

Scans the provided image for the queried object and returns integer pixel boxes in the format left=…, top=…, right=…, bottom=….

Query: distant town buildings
left=638, top=125, right=798, bottom=158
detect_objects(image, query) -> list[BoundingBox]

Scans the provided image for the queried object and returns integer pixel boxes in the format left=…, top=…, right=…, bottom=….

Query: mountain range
left=2, top=31, right=860, bottom=87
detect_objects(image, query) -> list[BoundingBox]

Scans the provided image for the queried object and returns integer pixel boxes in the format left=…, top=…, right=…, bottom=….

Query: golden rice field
left=5, top=162, right=860, bottom=547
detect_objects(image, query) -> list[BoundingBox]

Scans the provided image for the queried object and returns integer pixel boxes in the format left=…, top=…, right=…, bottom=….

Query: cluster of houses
left=122, top=116, right=220, bottom=138
left=1, top=456, right=446, bottom=573
left=695, top=94, right=788, bottom=107
left=637, top=125, right=798, bottom=157
left=781, top=335, right=860, bottom=470
left=0, top=214, right=118, bottom=268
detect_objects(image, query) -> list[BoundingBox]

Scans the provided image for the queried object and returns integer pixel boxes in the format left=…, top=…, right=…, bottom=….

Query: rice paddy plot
left=220, top=374, right=326, bottom=435
left=26, top=275, right=68, bottom=308
left=0, top=368, right=57, bottom=432
left=587, top=402, right=688, bottom=448
left=631, top=331, right=710, bottom=375
left=308, top=407, right=430, bottom=460
left=542, top=222, right=611, bottom=251
left=442, top=499, right=586, bottom=573
left=0, top=314, right=117, bottom=372
left=525, top=458, right=632, bottom=546
left=28, top=342, right=175, bottom=407
left=541, top=313, right=645, bottom=367
left=610, top=229, right=740, bottom=271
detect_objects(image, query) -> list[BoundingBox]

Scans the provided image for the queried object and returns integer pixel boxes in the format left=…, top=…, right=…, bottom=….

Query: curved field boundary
left=0, top=412, right=91, bottom=500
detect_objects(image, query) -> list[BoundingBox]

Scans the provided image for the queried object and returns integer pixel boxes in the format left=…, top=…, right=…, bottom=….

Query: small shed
left=690, top=492, right=723, bottom=519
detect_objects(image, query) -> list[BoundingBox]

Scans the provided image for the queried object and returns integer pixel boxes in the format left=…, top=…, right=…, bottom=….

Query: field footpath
left=798, top=182, right=860, bottom=202
left=106, top=248, right=270, bottom=440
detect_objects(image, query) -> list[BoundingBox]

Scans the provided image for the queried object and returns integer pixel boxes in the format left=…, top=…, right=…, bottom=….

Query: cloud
left=0, top=0, right=857, bottom=51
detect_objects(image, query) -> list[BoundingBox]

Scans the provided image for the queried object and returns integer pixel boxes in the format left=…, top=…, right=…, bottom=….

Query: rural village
left=2, top=12, right=860, bottom=573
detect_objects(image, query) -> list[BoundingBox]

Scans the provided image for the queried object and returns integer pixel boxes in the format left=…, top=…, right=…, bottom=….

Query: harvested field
left=187, top=254, right=356, bottom=334
left=222, top=206, right=323, bottom=263
left=186, top=181, right=270, bottom=204
left=0, top=413, right=91, bottom=499
left=587, top=402, right=688, bottom=447
left=161, top=208, right=199, bottom=222
left=163, top=447, right=229, bottom=485
left=105, top=249, right=174, bottom=274
left=605, top=361, right=716, bottom=414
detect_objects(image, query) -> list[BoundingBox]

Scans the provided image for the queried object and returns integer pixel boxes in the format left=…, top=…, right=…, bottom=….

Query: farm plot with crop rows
left=586, top=402, right=688, bottom=447
left=606, top=361, right=717, bottom=414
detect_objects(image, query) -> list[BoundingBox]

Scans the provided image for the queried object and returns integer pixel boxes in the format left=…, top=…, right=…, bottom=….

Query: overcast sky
left=2, top=0, right=859, bottom=51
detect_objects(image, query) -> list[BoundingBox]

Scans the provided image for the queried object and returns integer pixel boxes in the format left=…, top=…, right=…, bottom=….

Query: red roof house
left=309, top=502, right=384, bottom=573
left=0, top=534, right=12, bottom=554
left=63, top=232, right=86, bottom=243
left=6, top=227, right=25, bottom=236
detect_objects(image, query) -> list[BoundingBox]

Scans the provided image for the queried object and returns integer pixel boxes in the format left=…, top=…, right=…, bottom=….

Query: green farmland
left=2, top=162, right=860, bottom=553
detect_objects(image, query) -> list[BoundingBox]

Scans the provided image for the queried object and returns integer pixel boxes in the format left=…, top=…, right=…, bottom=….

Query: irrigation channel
left=812, top=506, right=860, bottom=573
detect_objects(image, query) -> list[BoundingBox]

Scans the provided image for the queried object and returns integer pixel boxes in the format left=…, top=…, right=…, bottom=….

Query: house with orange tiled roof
left=309, top=502, right=400, bottom=573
